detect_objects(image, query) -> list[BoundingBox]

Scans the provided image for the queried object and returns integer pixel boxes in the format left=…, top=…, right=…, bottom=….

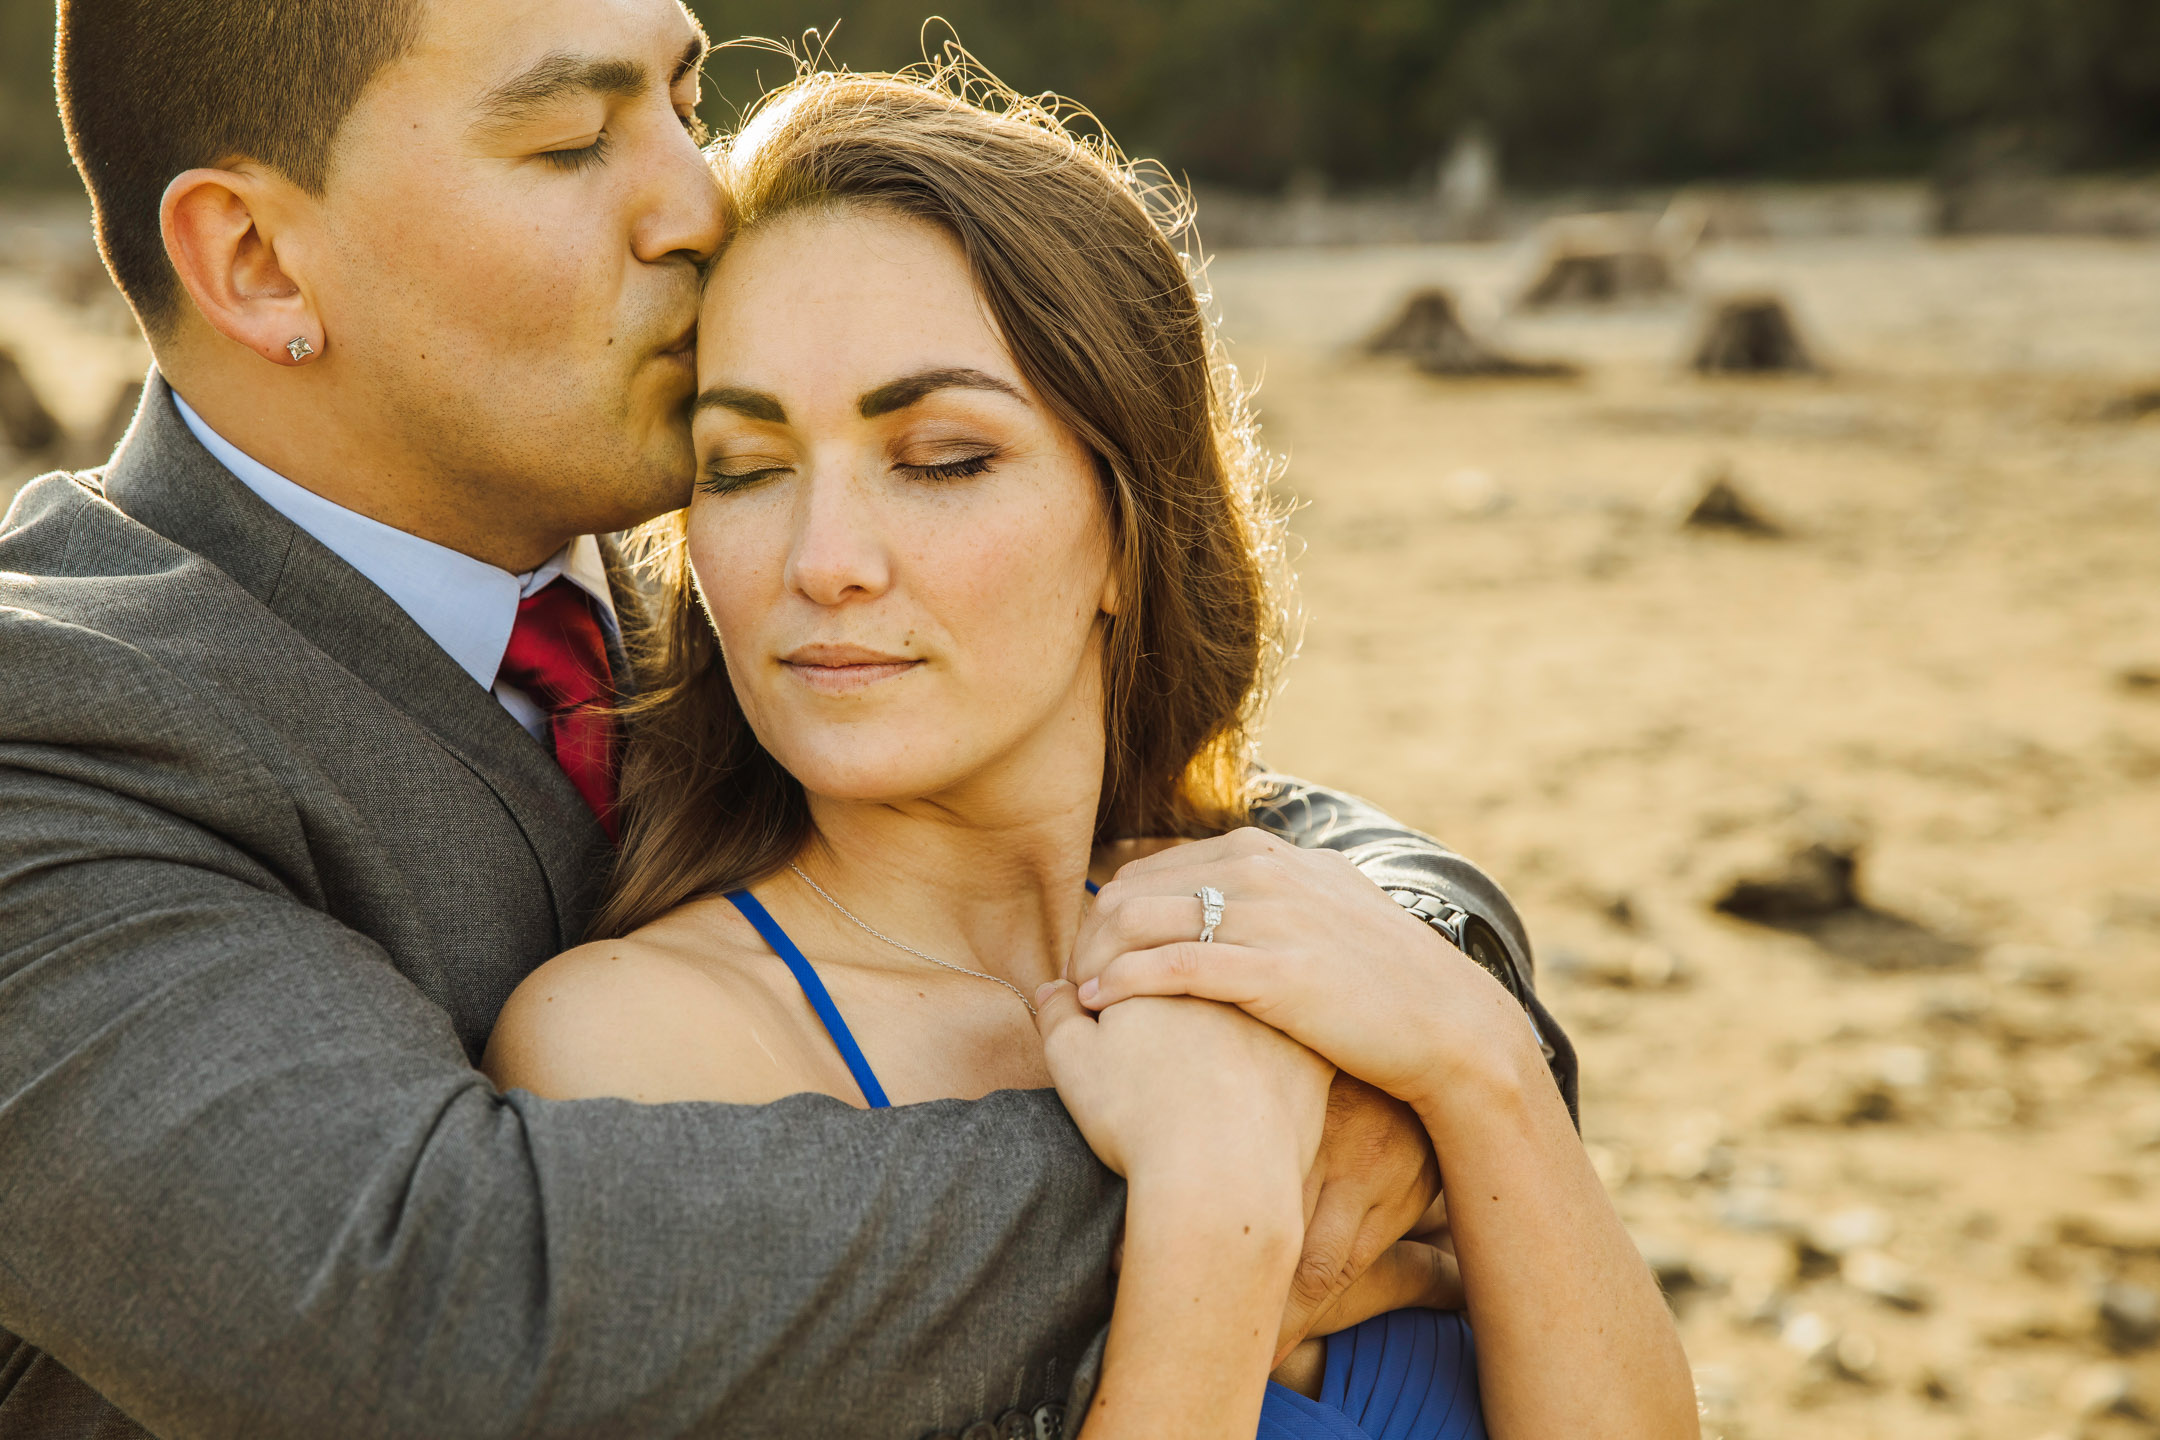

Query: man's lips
left=781, top=645, right=923, bottom=694
left=655, top=323, right=696, bottom=366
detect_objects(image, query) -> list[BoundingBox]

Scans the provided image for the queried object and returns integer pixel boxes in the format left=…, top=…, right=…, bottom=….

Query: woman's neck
left=794, top=766, right=1101, bottom=996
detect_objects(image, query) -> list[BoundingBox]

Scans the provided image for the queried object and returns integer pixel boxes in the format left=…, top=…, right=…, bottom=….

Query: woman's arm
left=1035, top=988, right=1330, bottom=1438
left=1073, top=835, right=1700, bottom=1440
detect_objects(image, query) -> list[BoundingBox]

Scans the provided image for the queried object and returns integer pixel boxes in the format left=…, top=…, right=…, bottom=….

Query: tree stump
left=1364, top=288, right=1574, bottom=378
left=1516, top=213, right=1681, bottom=309
left=1691, top=296, right=1817, bottom=374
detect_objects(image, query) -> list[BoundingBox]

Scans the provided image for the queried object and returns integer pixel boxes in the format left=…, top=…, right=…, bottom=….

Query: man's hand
left=1276, top=1075, right=1459, bottom=1363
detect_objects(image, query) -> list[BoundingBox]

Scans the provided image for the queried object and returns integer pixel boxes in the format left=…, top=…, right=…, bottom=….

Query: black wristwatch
left=1386, top=889, right=1555, bottom=1060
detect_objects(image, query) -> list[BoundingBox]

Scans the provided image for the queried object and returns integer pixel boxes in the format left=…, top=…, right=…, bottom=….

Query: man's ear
left=161, top=168, right=325, bottom=367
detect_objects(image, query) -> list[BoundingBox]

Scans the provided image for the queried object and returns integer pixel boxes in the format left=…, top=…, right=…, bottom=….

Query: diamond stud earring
left=285, top=336, right=316, bottom=363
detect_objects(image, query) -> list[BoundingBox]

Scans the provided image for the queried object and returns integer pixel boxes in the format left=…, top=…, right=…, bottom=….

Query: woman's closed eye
left=698, top=460, right=794, bottom=495
left=895, top=448, right=1001, bottom=483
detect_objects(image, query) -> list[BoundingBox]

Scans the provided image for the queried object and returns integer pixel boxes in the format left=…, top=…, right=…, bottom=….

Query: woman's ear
left=1098, top=560, right=1121, bottom=618
left=161, top=168, right=325, bottom=367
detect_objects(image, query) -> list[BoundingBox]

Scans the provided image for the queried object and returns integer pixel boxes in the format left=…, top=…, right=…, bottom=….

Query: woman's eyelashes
left=694, top=443, right=1005, bottom=495
left=697, top=462, right=793, bottom=495
left=896, top=448, right=1001, bottom=483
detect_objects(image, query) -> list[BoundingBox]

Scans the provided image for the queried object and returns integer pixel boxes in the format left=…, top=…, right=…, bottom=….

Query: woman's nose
left=783, top=469, right=892, bottom=607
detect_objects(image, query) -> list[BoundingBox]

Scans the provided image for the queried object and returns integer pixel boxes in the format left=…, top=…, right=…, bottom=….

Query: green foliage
left=4, top=0, right=2156, bottom=195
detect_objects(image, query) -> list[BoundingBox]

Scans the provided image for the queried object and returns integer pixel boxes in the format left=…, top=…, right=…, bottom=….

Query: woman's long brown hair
left=590, top=59, right=1289, bottom=941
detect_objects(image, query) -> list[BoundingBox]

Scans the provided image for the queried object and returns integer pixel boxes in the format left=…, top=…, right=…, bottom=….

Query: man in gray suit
left=0, top=0, right=1575, bottom=1435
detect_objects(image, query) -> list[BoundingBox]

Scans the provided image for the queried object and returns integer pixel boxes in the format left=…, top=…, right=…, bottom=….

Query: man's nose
left=632, top=115, right=726, bottom=266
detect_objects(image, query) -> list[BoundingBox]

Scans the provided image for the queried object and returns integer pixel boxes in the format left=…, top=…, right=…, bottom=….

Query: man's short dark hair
left=57, top=0, right=426, bottom=333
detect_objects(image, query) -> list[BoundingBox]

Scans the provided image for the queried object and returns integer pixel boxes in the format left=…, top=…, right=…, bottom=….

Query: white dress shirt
left=171, top=391, right=619, bottom=744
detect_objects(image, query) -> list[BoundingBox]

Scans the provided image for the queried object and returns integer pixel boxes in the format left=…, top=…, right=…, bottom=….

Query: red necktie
left=497, top=580, right=620, bottom=840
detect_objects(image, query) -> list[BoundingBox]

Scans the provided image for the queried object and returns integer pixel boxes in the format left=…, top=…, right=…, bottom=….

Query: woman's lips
left=780, top=650, right=923, bottom=694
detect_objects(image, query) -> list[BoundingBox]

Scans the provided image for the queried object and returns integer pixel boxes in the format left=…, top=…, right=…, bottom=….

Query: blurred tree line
left=4, top=0, right=2157, bottom=193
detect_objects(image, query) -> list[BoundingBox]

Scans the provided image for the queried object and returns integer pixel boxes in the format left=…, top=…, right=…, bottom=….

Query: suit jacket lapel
left=101, top=374, right=612, bottom=945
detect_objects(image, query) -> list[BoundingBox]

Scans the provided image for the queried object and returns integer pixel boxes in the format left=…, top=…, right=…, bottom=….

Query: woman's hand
left=1070, top=828, right=1541, bottom=1108
left=1035, top=983, right=1333, bottom=1189
left=1034, top=985, right=1335, bottom=1439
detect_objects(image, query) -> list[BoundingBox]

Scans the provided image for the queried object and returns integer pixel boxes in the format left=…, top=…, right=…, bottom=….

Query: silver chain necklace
left=788, top=863, right=1040, bottom=1016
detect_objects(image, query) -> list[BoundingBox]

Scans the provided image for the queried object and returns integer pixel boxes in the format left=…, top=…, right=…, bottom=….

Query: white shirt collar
left=171, top=391, right=618, bottom=692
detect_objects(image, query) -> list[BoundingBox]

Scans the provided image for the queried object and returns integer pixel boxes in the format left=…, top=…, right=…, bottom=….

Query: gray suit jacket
left=0, top=378, right=1562, bottom=1439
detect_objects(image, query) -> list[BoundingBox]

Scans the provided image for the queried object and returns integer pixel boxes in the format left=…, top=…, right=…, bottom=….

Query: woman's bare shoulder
left=482, top=898, right=838, bottom=1106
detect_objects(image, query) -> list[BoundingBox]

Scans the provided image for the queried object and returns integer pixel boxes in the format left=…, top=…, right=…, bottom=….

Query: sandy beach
left=4, top=210, right=2158, bottom=1439
left=1211, top=232, right=2160, bottom=1440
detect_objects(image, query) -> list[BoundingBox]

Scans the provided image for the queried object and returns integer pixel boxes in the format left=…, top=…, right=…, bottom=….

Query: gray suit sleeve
left=0, top=760, right=1117, bottom=1438
left=1251, top=775, right=1579, bottom=1123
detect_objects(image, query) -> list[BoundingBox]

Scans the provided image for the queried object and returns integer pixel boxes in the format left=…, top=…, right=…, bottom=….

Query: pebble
left=1917, top=981, right=1993, bottom=1026
left=1780, top=1310, right=1837, bottom=1360
left=2062, top=1362, right=2137, bottom=1417
left=1874, top=1044, right=1933, bottom=1090
left=2096, top=1281, right=2160, bottom=1351
left=1913, top=1364, right=1963, bottom=1404
left=1830, top=1330, right=1879, bottom=1383
left=1983, top=943, right=2076, bottom=992
left=1806, top=1206, right=1895, bottom=1257
left=1718, top=1184, right=1792, bottom=1233
left=1842, top=1248, right=1930, bottom=1310
left=2058, top=1207, right=2160, bottom=1254
left=1634, top=1233, right=1700, bottom=1295
left=1441, top=467, right=1510, bottom=518
left=1549, top=943, right=1687, bottom=989
left=1780, top=1312, right=1879, bottom=1383
left=1728, top=1276, right=1789, bottom=1329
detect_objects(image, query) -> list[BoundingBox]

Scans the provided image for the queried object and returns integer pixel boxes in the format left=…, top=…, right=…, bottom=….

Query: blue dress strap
left=723, top=889, right=892, bottom=1110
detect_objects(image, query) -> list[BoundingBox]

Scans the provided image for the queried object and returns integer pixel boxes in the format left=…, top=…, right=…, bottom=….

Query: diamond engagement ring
left=1196, top=886, right=1225, bottom=943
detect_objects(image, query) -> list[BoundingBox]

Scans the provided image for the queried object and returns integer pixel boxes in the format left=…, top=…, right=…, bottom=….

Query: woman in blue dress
left=486, top=62, right=1694, bottom=1440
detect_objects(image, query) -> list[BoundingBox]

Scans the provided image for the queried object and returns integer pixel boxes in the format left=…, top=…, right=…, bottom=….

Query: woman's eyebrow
left=695, top=386, right=787, bottom=423
left=857, top=367, right=1026, bottom=419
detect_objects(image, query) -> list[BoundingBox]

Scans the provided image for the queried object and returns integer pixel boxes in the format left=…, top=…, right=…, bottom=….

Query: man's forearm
left=0, top=776, right=1118, bottom=1437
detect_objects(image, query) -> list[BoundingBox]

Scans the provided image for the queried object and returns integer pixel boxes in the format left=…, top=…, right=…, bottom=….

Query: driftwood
left=1365, top=289, right=1575, bottom=378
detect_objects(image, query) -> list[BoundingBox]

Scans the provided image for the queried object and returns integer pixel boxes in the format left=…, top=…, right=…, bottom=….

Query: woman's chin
left=786, top=756, right=966, bottom=808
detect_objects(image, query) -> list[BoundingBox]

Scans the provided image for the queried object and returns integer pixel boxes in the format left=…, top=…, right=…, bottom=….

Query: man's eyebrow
left=858, top=367, right=1027, bottom=419
left=471, top=52, right=650, bottom=133
left=694, top=386, right=787, bottom=424
left=672, top=34, right=710, bottom=86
